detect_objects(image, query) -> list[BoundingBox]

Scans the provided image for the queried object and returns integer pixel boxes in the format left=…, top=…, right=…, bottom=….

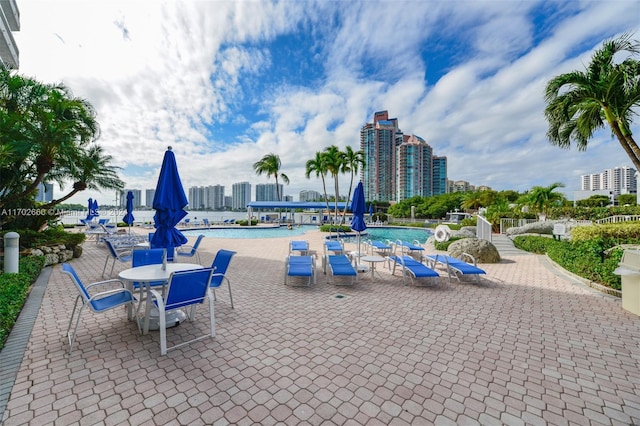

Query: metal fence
left=499, top=218, right=538, bottom=234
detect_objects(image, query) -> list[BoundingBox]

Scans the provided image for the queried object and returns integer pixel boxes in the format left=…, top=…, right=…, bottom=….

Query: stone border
left=0, top=266, right=52, bottom=422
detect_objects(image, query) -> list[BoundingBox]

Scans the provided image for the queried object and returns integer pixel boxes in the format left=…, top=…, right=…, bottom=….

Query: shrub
left=0, top=256, right=45, bottom=349
left=433, top=236, right=465, bottom=251
left=320, top=224, right=352, bottom=233
left=0, top=227, right=85, bottom=249
left=513, top=235, right=623, bottom=290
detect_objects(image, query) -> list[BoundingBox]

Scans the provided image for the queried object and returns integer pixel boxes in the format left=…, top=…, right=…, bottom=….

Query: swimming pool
left=183, top=225, right=432, bottom=240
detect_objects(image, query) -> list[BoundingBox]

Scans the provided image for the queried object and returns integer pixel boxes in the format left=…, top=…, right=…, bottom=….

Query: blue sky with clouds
left=14, top=0, right=640, bottom=205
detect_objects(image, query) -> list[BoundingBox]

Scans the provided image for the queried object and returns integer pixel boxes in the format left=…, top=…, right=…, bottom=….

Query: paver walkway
left=2, top=229, right=640, bottom=425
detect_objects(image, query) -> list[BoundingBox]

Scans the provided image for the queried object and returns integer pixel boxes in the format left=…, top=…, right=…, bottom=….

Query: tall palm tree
left=527, top=182, right=566, bottom=217
left=252, top=153, right=290, bottom=201
left=340, top=146, right=366, bottom=224
left=544, top=33, right=640, bottom=171
left=305, top=151, right=331, bottom=218
left=322, top=145, right=344, bottom=225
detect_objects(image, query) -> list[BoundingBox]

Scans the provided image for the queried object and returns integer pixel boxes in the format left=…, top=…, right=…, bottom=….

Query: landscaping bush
left=0, top=227, right=85, bottom=249
left=0, top=256, right=46, bottom=349
left=433, top=236, right=465, bottom=251
left=320, top=224, right=352, bottom=233
left=513, top=235, right=623, bottom=290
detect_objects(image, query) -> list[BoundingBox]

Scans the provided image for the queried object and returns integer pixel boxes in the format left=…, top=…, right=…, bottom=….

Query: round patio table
left=119, top=263, right=204, bottom=334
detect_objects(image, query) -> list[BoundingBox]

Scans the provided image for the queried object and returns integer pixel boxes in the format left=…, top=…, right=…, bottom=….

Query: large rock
left=447, top=238, right=501, bottom=263
left=506, top=221, right=555, bottom=236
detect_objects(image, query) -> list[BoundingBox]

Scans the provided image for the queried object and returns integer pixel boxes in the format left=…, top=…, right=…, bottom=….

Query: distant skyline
left=14, top=0, right=640, bottom=205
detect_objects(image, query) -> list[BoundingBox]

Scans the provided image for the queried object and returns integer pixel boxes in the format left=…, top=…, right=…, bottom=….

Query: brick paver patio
left=2, top=229, right=640, bottom=425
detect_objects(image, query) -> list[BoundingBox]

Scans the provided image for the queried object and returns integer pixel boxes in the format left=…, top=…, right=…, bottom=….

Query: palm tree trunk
left=333, top=177, right=340, bottom=225
left=607, top=117, right=640, bottom=171
left=341, top=170, right=355, bottom=225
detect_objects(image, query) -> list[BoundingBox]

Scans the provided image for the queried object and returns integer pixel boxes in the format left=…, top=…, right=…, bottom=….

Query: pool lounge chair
left=289, top=240, right=309, bottom=255
left=424, top=253, right=486, bottom=283
left=368, top=240, right=392, bottom=256
left=395, top=240, right=425, bottom=258
left=326, top=254, right=357, bottom=286
left=387, top=255, right=439, bottom=286
left=285, top=255, right=316, bottom=286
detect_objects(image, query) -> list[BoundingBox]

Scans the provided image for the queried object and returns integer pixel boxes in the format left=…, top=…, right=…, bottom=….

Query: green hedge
left=0, top=227, right=85, bottom=249
left=0, top=256, right=46, bottom=349
left=513, top=235, right=623, bottom=290
left=319, top=224, right=352, bottom=233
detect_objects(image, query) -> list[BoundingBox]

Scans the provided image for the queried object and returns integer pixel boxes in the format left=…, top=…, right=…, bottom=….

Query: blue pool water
left=183, top=225, right=431, bottom=241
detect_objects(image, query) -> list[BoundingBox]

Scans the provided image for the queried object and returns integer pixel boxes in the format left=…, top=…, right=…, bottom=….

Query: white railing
left=476, top=215, right=492, bottom=242
left=499, top=218, right=538, bottom=234
left=595, top=215, right=640, bottom=224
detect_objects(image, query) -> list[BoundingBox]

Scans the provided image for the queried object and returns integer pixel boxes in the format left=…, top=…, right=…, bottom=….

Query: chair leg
left=158, top=304, right=167, bottom=356
left=227, top=280, right=234, bottom=309
left=208, top=290, right=216, bottom=337
left=102, top=256, right=111, bottom=278
left=68, top=302, right=86, bottom=355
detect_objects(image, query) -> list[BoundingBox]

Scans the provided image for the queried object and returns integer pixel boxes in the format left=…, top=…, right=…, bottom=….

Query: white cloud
left=13, top=0, right=640, bottom=206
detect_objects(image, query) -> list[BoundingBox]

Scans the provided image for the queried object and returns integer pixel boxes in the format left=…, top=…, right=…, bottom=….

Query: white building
left=232, top=181, right=251, bottom=210
left=299, top=190, right=322, bottom=202
left=576, top=165, right=637, bottom=204
left=255, top=183, right=283, bottom=202
left=0, top=0, right=20, bottom=69
left=145, top=189, right=155, bottom=207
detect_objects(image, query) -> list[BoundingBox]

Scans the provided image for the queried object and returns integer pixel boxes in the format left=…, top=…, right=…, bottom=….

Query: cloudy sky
left=14, top=0, right=640, bottom=205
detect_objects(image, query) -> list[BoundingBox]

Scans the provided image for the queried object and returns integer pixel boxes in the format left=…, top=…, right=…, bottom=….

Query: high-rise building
left=145, top=189, right=155, bottom=207
left=188, top=186, right=204, bottom=209
left=361, top=110, right=448, bottom=202
left=205, top=185, right=225, bottom=210
left=120, top=189, right=142, bottom=208
left=396, top=135, right=433, bottom=201
left=255, top=183, right=283, bottom=202
left=299, top=190, right=322, bottom=202
left=232, top=181, right=251, bottom=210
left=361, top=111, right=400, bottom=202
left=432, top=156, right=448, bottom=195
left=580, top=166, right=636, bottom=196
left=35, top=183, right=53, bottom=202
left=0, top=0, right=20, bottom=69
left=188, top=185, right=225, bottom=209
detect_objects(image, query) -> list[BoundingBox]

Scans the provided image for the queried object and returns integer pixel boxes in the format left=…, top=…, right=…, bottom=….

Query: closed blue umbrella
left=123, top=191, right=135, bottom=232
left=350, top=181, right=367, bottom=263
left=85, top=198, right=94, bottom=222
left=369, top=203, right=374, bottom=221
left=150, top=147, right=188, bottom=260
left=92, top=199, right=99, bottom=220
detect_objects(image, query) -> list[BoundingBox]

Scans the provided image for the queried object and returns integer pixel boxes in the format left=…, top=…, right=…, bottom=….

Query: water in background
left=62, top=210, right=253, bottom=225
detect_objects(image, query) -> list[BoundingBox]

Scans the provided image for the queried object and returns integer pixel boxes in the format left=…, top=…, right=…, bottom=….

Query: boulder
left=506, top=221, right=555, bottom=236
left=72, top=245, right=83, bottom=258
left=452, top=227, right=476, bottom=238
left=44, top=253, right=59, bottom=266
left=447, top=238, right=500, bottom=263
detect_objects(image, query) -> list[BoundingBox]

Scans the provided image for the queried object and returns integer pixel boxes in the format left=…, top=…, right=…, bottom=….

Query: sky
left=14, top=0, right=640, bottom=206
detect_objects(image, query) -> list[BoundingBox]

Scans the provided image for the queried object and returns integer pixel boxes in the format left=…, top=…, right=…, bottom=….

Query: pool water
left=355, top=227, right=432, bottom=243
left=183, top=225, right=432, bottom=241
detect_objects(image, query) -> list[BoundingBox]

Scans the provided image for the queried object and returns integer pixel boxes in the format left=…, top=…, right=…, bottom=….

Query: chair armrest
left=177, top=244, right=194, bottom=253
left=87, top=287, right=134, bottom=303
left=85, top=278, right=127, bottom=290
left=461, top=252, right=477, bottom=266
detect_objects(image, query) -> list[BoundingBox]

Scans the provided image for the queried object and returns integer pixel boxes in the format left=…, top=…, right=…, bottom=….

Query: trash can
left=613, top=250, right=640, bottom=315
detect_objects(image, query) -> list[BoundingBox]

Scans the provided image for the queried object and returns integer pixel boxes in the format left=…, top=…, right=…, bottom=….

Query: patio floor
left=2, top=230, right=640, bottom=425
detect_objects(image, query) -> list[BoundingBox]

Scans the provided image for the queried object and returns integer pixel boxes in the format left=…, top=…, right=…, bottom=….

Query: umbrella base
left=144, top=308, right=187, bottom=331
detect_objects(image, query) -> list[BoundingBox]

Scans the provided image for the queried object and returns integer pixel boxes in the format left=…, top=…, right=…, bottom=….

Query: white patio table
left=119, top=263, right=204, bottom=334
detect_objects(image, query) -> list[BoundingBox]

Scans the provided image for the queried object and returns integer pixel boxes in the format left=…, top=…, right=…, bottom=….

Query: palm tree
left=305, top=151, right=331, bottom=218
left=43, top=144, right=124, bottom=207
left=253, top=153, right=289, bottom=220
left=461, top=191, right=484, bottom=211
left=544, top=33, right=640, bottom=171
left=527, top=182, right=566, bottom=218
left=339, top=146, right=366, bottom=224
left=322, top=146, right=344, bottom=225
left=0, top=71, right=100, bottom=210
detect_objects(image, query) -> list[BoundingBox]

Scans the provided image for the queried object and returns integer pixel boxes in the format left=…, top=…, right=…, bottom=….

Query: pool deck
left=2, top=229, right=640, bottom=425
